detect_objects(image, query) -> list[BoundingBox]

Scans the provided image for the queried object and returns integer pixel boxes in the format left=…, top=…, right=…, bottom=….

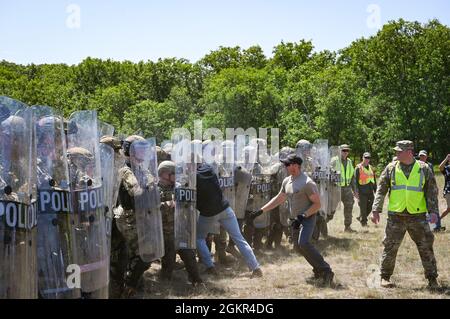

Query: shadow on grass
left=314, top=236, right=358, bottom=256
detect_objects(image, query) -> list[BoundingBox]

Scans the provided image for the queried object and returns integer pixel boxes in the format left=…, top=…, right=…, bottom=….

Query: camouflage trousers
left=341, top=186, right=354, bottom=228
left=114, top=209, right=151, bottom=293
left=381, top=214, right=438, bottom=280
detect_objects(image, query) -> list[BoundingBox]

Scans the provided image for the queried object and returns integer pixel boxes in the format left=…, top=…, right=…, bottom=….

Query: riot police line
left=1, top=95, right=345, bottom=299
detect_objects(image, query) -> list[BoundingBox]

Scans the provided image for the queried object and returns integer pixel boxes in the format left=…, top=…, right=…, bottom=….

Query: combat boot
left=344, top=226, right=356, bottom=233
left=427, top=278, right=440, bottom=291
left=380, top=278, right=394, bottom=288
left=251, top=268, right=263, bottom=278
left=320, top=270, right=334, bottom=287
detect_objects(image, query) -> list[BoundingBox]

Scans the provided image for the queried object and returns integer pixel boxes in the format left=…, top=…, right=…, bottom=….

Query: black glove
left=245, top=209, right=263, bottom=224
left=290, top=213, right=307, bottom=230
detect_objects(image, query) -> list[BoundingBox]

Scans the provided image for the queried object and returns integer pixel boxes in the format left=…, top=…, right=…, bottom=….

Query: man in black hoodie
left=196, top=163, right=262, bottom=277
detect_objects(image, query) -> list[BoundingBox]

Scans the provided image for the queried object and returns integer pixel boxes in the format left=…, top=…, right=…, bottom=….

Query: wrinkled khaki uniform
left=372, top=161, right=439, bottom=280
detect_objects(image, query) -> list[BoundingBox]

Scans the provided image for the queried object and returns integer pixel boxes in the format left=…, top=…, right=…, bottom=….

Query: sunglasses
left=284, top=163, right=292, bottom=167
left=342, top=150, right=349, bottom=153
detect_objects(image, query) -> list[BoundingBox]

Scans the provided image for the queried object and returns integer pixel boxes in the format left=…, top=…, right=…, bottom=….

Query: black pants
left=358, top=193, right=374, bottom=225
left=161, top=236, right=202, bottom=283
left=266, top=209, right=284, bottom=248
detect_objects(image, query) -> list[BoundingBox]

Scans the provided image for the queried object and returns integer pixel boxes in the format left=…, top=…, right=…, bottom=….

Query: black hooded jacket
left=196, top=164, right=229, bottom=217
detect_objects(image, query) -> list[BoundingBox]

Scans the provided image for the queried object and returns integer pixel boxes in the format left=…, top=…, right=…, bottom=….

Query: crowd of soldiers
left=1, top=95, right=446, bottom=298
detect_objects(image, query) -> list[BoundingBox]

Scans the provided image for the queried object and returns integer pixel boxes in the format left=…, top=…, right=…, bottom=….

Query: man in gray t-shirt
left=248, top=154, right=334, bottom=286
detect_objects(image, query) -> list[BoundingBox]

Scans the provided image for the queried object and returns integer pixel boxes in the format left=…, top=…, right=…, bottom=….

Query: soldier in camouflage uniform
left=329, top=144, right=357, bottom=232
left=99, top=136, right=129, bottom=299
left=158, top=161, right=203, bottom=286
left=114, top=135, right=152, bottom=297
left=371, top=140, right=440, bottom=290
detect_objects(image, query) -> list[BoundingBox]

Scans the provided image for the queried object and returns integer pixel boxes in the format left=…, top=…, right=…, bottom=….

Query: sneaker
left=380, top=278, right=394, bottom=288
left=427, top=278, right=440, bottom=291
left=344, top=227, right=356, bottom=233
left=251, top=268, right=263, bottom=278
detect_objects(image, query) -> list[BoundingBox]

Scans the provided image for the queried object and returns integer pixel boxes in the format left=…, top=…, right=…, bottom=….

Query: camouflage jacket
left=372, top=160, right=439, bottom=215
left=159, top=182, right=175, bottom=235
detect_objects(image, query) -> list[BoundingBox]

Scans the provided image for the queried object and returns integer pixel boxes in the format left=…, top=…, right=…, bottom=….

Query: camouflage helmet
left=122, top=135, right=145, bottom=157
left=279, top=146, right=295, bottom=160
left=158, top=160, right=175, bottom=176
left=1, top=115, right=26, bottom=136
left=100, top=135, right=123, bottom=151
left=67, top=146, right=94, bottom=167
left=296, top=139, right=312, bottom=150
left=156, top=145, right=170, bottom=162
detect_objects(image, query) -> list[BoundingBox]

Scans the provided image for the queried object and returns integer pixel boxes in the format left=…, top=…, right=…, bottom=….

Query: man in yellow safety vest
left=371, top=140, right=440, bottom=290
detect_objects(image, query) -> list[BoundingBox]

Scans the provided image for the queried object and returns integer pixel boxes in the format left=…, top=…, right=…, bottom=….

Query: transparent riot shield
left=328, top=146, right=341, bottom=216
left=0, top=99, right=37, bottom=298
left=312, top=140, right=330, bottom=217
left=234, top=142, right=256, bottom=220
left=66, top=110, right=108, bottom=294
left=249, top=163, right=272, bottom=229
left=129, top=138, right=164, bottom=262
left=33, top=106, right=80, bottom=299
left=217, top=140, right=235, bottom=212
left=173, top=138, right=197, bottom=250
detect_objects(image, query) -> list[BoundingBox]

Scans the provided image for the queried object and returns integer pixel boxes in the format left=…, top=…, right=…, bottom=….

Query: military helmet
left=1, top=115, right=26, bottom=136
left=296, top=139, right=312, bottom=150
left=67, top=146, right=94, bottom=167
left=156, top=145, right=170, bottom=162
left=122, top=135, right=145, bottom=157
left=100, top=135, right=123, bottom=151
left=279, top=146, right=295, bottom=160
left=158, top=160, right=175, bottom=175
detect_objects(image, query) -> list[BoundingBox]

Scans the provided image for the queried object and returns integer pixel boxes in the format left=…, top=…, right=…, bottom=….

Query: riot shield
left=312, top=140, right=330, bottom=217
left=129, top=138, right=164, bottom=262
left=66, top=110, right=108, bottom=294
left=0, top=100, right=38, bottom=298
left=296, top=140, right=314, bottom=177
left=234, top=143, right=255, bottom=220
left=328, top=146, right=341, bottom=215
left=173, top=138, right=197, bottom=250
left=33, top=106, right=80, bottom=299
left=217, top=140, right=235, bottom=212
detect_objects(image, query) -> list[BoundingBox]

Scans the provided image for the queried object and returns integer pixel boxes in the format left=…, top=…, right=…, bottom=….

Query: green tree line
left=1, top=19, right=449, bottom=166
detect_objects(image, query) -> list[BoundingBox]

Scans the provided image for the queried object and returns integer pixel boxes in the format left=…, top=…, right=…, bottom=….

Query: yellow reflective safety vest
left=340, top=159, right=354, bottom=187
left=388, top=161, right=427, bottom=214
left=357, top=164, right=375, bottom=185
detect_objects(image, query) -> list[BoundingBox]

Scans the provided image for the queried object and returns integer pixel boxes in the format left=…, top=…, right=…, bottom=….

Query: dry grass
left=140, top=175, right=450, bottom=299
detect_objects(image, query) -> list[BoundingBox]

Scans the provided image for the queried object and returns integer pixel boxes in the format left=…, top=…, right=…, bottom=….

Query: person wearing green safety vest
left=329, top=144, right=358, bottom=232
left=371, top=140, right=440, bottom=290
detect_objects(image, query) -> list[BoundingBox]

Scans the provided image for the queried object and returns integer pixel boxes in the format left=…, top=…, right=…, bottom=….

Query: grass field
left=140, top=175, right=450, bottom=299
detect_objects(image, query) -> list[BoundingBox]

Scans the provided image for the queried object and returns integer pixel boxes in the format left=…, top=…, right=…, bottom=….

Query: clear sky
left=1, top=0, right=449, bottom=65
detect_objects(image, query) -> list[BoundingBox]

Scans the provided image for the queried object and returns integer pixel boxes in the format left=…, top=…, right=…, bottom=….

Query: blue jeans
left=197, top=207, right=260, bottom=271
left=297, top=214, right=331, bottom=273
